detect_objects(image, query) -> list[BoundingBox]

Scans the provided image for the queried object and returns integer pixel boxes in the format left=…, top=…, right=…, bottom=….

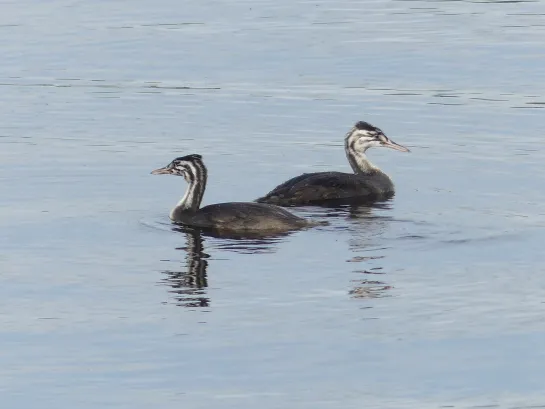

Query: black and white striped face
left=347, top=121, right=410, bottom=153
left=151, top=154, right=205, bottom=183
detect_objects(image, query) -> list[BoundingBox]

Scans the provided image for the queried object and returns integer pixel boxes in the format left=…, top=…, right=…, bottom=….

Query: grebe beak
left=382, top=138, right=410, bottom=153
left=151, top=166, right=172, bottom=175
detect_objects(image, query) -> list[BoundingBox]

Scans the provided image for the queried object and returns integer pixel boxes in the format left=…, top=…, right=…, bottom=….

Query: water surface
left=1, top=0, right=545, bottom=408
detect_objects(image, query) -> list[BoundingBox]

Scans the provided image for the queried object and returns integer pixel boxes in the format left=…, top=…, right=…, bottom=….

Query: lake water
left=2, top=0, right=545, bottom=408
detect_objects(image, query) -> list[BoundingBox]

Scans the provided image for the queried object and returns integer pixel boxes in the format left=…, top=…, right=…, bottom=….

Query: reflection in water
left=158, top=203, right=397, bottom=307
left=173, top=224, right=292, bottom=253
left=344, top=204, right=394, bottom=300
left=211, top=235, right=288, bottom=255
left=345, top=204, right=392, bottom=255
left=310, top=202, right=395, bottom=301
left=349, top=268, right=392, bottom=299
left=160, top=225, right=287, bottom=308
left=160, top=229, right=210, bottom=308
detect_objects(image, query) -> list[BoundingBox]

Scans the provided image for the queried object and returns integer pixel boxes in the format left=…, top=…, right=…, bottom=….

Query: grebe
left=255, top=121, right=410, bottom=206
left=152, top=154, right=319, bottom=234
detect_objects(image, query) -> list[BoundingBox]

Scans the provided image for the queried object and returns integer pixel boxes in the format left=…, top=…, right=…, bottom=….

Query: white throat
left=346, top=146, right=379, bottom=174
left=170, top=184, right=198, bottom=220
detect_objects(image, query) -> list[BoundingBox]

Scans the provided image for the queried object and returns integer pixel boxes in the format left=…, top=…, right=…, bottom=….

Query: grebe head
left=151, top=154, right=205, bottom=183
left=347, top=121, right=410, bottom=153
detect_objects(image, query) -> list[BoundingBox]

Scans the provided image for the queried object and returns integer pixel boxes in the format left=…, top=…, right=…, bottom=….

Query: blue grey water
left=1, top=0, right=545, bottom=407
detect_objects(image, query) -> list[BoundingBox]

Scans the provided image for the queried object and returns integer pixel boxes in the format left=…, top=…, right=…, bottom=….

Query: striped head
left=151, top=154, right=206, bottom=184
left=346, top=121, right=410, bottom=153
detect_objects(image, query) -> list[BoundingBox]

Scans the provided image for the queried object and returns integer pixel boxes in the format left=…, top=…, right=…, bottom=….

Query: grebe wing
left=257, top=172, right=376, bottom=204
left=189, top=202, right=306, bottom=228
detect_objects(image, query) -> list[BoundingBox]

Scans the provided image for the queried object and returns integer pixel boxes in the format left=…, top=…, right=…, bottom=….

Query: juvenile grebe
left=152, top=154, right=319, bottom=234
left=255, top=121, right=410, bottom=206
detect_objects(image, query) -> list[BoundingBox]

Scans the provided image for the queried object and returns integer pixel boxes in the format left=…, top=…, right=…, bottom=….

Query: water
left=2, top=0, right=545, bottom=407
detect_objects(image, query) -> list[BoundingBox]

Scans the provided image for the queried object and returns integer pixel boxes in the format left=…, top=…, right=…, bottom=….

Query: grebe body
left=255, top=121, right=409, bottom=206
left=152, top=154, right=319, bottom=234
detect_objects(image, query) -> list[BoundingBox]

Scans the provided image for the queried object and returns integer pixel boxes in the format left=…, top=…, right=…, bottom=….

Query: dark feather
left=174, top=202, right=319, bottom=232
left=256, top=171, right=394, bottom=206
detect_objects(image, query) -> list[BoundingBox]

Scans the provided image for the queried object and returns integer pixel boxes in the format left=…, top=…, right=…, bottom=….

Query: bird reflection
left=160, top=228, right=210, bottom=308
left=160, top=225, right=290, bottom=308
left=158, top=201, right=396, bottom=308
left=309, top=201, right=394, bottom=301
left=349, top=268, right=392, bottom=299
left=344, top=203, right=393, bottom=300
